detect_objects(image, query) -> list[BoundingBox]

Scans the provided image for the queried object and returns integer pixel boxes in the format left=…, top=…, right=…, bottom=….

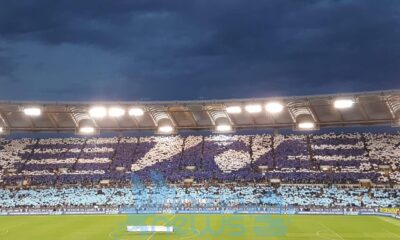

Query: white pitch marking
left=318, top=223, right=344, bottom=240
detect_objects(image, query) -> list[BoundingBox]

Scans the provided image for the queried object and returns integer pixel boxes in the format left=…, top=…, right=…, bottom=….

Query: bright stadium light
left=128, top=107, right=144, bottom=117
left=0, top=126, right=9, bottom=135
left=226, top=106, right=242, bottom=114
left=298, top=122, right=316, bottom=130
left=76, top=119, right=98, bottom=135
left=79, top=126, right=95, bottom=134
left=216, top=124, right=232, bottom=132
left=265, top=102, right=284, bottom=113
left=158, top=125, right=174, bottom=134
left=245, top=104, right=262, bottom=113
left=108, top=107, right=125, bottom=117
left=23, top=107, right=42, bottom=116
left=334, top=99, right=354, bottom=109
left=89, top=106, right=107, bottom=118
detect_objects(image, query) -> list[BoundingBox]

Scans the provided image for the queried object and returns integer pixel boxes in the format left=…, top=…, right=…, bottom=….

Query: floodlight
left=0, top=126, right=9, bottom=135
left=89, top=106, right=107, bottom=118
left=76, top=119, right=98, bottom=135
left=265, top=102, right=284, bottom=113
left=128, top=108, right=144, bottom=117
left=158, top=125, right=174, bottom=133
left=79, top=126, right=95, bottom=134
left=0, top=127, right=9, bottom=135
left=108, top=107, right=125, bottom=117
left=245, top=104, right=262, bottom=113
left=334, top=99, right=354, bottom=109
left=298, top=122, right=315, bottom=129
left=156, top=117, right=175, bottom=134
left=226, top=106, right=242, bottom=114
left=214, top=116, right=233, bottom=133
left=23, top=107, right=41, bottom=116
left=216, top=124, right=232, bottom=132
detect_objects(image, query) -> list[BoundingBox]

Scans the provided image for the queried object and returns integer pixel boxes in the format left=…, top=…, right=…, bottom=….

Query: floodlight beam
left=79, top=126, right=95, bottom=134
left=129, top=108, right=144, bottom=117
left=245, top=104, right=262, bottom=113
left=334, top=99, right=354, bottom=109
left=226, top=106, right=242, bottom=114
left=23, top=107, right=42, bottom=117
left=108, top=107, right=125, bottom=117
left=89, top=106, right=107, bottom=118
left=265, top=102, right=284, bottom=113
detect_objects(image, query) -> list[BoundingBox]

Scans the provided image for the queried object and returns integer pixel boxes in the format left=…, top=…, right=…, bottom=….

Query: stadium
left=1, top=1, right=400, bottom=239
left=0, top=90, right=399, bottom=239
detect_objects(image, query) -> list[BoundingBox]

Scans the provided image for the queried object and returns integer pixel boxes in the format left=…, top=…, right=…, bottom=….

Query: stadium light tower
left=265, top=102, right=284, bottom=113
left=334, top=99, right=354, bottom=109
left=245, top=104, right=262, bottom=113
left=23, top=107, right=42, bottom=116
left=89, top=106, right=107, bottom=118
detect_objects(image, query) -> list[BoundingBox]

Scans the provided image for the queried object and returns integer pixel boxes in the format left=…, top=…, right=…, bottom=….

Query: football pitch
left=0, top=214, right=399, bottom=240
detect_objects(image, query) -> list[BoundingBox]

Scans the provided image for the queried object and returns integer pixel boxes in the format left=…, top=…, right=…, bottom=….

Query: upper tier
left=0, top=132, right=399, bottom=186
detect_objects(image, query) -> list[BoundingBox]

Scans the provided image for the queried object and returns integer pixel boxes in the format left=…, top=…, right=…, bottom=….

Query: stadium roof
left=0, top=90, right=399, bottom=134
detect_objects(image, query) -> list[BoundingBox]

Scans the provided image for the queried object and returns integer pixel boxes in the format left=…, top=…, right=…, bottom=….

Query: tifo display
left=0, top=132, right=399, bottom=212
left=0, top=133, right=399, bottom=185
left=0, top=134, right=400, bottom=186
left=0, top=185, right=398, bottom=209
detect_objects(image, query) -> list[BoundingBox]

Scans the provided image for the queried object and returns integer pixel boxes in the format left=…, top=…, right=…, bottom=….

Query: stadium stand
left=0, top=133, right=399, bottom=212
left=0, top=133, right=399, bottom=184
left=0, top=185, right=398, bottom=210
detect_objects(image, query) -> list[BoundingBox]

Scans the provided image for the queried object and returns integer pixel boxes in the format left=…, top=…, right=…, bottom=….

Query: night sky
left=0, top=0, right=399, bottom=102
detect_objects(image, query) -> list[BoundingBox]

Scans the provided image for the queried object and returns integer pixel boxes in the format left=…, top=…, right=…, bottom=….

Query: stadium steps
left=54, top=138, right=87, bottom=186
left=106, top=136, right=121, bottom=171
left=307, top=134, right=318, bottom=169
left=360, top=133, right=371, bottom=158
left=178, top=136, right=186, bottom=171
left=71, top=138, right=88, bottom=171
left=200, top=135, right=205, bottom=171
left=271, top=134, right=276, bottom=169
left=249, top=135, right=255, bottom=171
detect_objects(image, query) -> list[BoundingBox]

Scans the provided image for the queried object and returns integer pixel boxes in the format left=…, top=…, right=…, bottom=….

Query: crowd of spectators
left=0, top=132, right=399, bottom=211
left=0, top=133, right=399, bottom=185
left=0, top=185, right=397, bottom=210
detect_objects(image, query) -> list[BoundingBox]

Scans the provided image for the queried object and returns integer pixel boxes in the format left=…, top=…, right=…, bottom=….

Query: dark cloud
left=0, top=46, right=18, bottom=82
left=0, top=0, right=399, bottom=101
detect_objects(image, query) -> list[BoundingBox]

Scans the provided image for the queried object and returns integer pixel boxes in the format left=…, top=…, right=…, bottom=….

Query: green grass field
left=0, top=214, right=399, bottom=240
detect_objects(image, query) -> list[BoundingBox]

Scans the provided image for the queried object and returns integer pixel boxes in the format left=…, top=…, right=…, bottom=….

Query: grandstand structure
left=0, top=90, right=399, bottom=134
left=0, top=90, right=399, bottom=221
